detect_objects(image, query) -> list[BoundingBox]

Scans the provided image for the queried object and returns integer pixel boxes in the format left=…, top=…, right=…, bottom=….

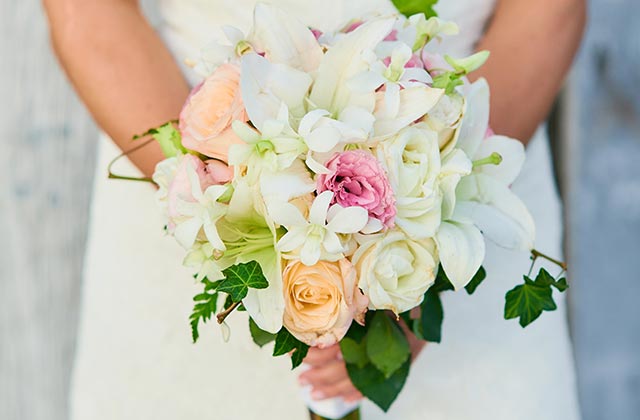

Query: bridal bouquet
left=110, top=2, right=569, bottom=417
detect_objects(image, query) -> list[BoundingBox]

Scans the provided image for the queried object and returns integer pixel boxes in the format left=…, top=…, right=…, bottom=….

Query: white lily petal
left=384, top=82, right=401, bottom=116
left=402, top=67, right=432, bottom=84
left=348, top=71, right=386, bottom=93
left=310, top=18, right=395, bottom=113
left=232, top=120, right=261, bottom=143
left=305, top=152, right=332, bottom=175
left=259, top=166, right=315, bottom=202
left=174, top=218, right=203, bottom=250
left=185, top=162, right=204, bottom=201
left=241, top=53, right=312, bottom=128
left=242, top=253, right=284, bottom=334
left=267, top=201, right=307, bottom=228
left=474, top=135, right=525, bottom=185
left=435, top=221, right=485, bottom=290
left=221, top=25, right=245, bottom=45
left=374, top=86, right=444, bottom=136
left=456, top=78, right=490, bottom=157
left=338, top=106, right=375, bottom=135
left=203, top=222, right=225, bottom=251
left=457, top=174, right=535, bottom=250
left=361, top=217, right=384, bottom=234
left=250, top=3, right=323, bottom=72
left=309, top=191, right=334, bottom=226
left=326, top=205, right=369, bottom=233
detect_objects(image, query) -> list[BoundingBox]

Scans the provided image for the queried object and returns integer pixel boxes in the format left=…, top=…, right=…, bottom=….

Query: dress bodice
left=156, top=0, right=497, bottom=84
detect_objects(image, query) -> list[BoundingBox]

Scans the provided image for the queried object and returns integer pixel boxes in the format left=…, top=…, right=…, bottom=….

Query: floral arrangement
left=109, top=2, right=569, bottom=416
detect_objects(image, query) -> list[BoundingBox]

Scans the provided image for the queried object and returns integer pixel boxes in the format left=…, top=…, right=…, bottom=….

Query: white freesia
left=350, top=44, right=432, bottom=117
left=240, top=53, right=312, bottom=129
left=228, top=105, right=307, bottom=181
left=152, top=156, right=179, bottom=222
left=373, top=86, right=444, bottom=137
left=353, top=230, right=438, bottom=314
left=271, top=191, right=368, bottom=266
left=172, top=163, right=228, bottom=251
left=183, top=242, right=224, bottom=282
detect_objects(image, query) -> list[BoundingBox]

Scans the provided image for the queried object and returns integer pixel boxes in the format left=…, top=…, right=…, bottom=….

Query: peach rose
left=179, top=63, right=248, bottom=161
left=282, top=259, right=368, bottom=348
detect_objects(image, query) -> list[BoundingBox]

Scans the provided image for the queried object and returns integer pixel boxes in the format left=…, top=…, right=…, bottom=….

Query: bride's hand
left=299, top=330, right=426, bottom=402
left=299, top=345, right=363, bottom=403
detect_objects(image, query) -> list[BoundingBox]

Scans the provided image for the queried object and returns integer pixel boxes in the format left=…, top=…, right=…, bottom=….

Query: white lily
left=240, top=53, right=312, bottom=129
left=435, top=219, right=485, bottom=290
left=172, top=163, right=228, bottom=251
left=248, top=3, right=323, bottom=72
left=310, top=18, right=396, bottom=116
left=270, top=191, right=368, bottom=266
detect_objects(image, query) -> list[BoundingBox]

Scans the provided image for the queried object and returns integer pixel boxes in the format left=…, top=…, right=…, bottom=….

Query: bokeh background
left=1, top=0, right=639, bottom=419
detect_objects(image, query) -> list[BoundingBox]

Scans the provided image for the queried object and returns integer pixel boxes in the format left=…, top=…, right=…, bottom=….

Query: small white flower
left=172, top=163, right=228, bottom=251
left=152, top=156, right=179, bottom=222
left=270, top=191, right=368, bottom=266
left=183, top=242, right=224, bottom=282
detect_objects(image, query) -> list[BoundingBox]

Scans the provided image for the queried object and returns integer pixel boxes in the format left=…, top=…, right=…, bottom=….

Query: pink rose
left=167, top=155, right=232, bottom=223
left=282, top=259, right=368, bottom=348
left=317, top=150, right=396, bottom=229
left=179, top=63, right=248, bottom=162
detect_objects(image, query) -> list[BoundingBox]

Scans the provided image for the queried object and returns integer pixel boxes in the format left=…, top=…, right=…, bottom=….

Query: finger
left=311, top=378, right=359, bottom=400
left=299, top=359, right=348, bottom=387
left=343, top=390, right=364, bottom=403
left=302, top=345, right=341, bottom=366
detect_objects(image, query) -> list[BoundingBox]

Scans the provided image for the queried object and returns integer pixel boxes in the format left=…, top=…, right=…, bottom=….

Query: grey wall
left=566, top=1, right=640, bottom=418
left=0, top=1, right=638, bottom=420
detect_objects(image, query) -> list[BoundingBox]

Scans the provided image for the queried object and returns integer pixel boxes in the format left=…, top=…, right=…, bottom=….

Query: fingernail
left=311, top=390, right=325, bottom=400
left=336, top=352, right=343, bottom=361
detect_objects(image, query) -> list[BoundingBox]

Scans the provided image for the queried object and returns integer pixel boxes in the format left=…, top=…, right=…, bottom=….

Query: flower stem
left=216, top=301, right=241, bottom=324
left=107, top=137, right=159, bottom=186
left=530, top=249, right=568, bottom=272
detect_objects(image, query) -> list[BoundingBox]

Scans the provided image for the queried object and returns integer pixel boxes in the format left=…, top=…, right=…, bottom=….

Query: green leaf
left=273, top=328, right=309, bottom=369
left=340, top=337, right=369, bottom=369
left=391, top=0, right=439, bottom=17
left=133, top=122, right=186, bottom=158
left=504, top=276, right=557, bottom=328
left=535, top=268, right=569, bottom=292
left=431, top=266, right=455, bottom=293
left=189, top=291, right=219, bottom=343
left=420, top=288, right=444, bottom=343
left=346, top=358, right=411, bottom=412
left=365, top=312, right=411, bottom=378
left=218, top=261, right=269, bottom=302
left=249, top=318, right=276, bottom=348
left=465, top=266, right=487, bottom=295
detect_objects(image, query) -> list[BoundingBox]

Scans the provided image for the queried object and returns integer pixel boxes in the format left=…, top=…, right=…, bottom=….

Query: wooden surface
left=1, top=1, right=639, bottom=420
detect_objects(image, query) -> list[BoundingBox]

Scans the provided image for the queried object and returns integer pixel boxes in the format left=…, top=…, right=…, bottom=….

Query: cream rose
left=378, top=126, right=443, bottom=239
left=179, top=63, right=248, bottom=161
left=353, top=230, right=438, bottom=314
left=282, top=259, right=368, bottom=348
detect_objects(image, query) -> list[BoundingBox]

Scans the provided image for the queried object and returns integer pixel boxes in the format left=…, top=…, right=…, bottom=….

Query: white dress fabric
left=70, top=1, right=582, bottom=419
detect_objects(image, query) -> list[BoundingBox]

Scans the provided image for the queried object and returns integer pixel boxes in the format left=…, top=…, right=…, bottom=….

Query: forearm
left=471, top=0, right=586, bottom=143
left=43, top=0, right=190, bottom=177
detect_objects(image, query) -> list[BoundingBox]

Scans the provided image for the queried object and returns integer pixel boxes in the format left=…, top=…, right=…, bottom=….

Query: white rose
left=421, top=92, right=465, bottom=154
left=378, top=126, right=443, bottom=239
left=353, top=230, right=438, bottom=314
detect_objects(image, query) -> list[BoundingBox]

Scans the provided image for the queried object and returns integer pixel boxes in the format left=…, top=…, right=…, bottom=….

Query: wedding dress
left=70, top=0, right=581, bottom=419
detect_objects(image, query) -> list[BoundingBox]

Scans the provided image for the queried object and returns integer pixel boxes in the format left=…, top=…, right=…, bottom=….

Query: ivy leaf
left=365, top=312, right=411, bottom=378
left=218, top=261, right=268, bottom=302
left=391, top=0, right=439, bottom=17
left=340, top=337, right=369, bottom=369
left=431, top=266, right=454, bottom=292
left=420, top=288, right=444, bottom=343
left=273, top=328, right=309, bottom=369
left=346, top=359, right=411, bottom=412
left=535, top=268, right=569, bottom=292
left=504, top=276, right=557, bottom=327
left=249, top=318, right=276, bottom=348
left=465, top=266, right=487, bottom=295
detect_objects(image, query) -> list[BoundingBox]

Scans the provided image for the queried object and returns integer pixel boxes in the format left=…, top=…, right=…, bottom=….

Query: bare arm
left=471, top=0, right=586, bottom=143
left=43, top=0, right=191, bottom=177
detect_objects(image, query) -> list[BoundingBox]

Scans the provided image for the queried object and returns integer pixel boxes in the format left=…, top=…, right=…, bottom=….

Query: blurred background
left=1, top=0, right=639, bottom=419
